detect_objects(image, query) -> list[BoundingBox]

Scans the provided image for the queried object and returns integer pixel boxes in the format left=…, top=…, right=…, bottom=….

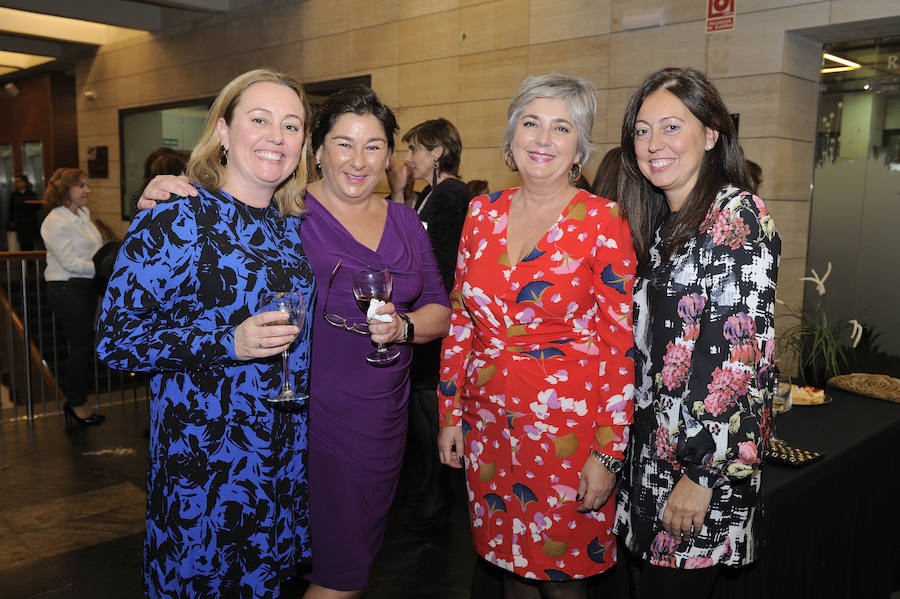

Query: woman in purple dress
left=137, top=85, right=450, bottom=599
left=300, top=85, right=450, bottom=597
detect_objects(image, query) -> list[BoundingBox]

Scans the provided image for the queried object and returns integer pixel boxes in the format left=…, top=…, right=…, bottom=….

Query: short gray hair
left=501, top=73, right=598, bottom=167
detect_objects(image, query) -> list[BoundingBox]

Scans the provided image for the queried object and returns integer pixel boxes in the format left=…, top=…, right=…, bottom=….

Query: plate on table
left=790, top=384, right=831, bottom=406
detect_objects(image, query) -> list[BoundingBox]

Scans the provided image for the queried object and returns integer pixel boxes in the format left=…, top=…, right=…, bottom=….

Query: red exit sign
left=707, top=0, right=735, bottom=33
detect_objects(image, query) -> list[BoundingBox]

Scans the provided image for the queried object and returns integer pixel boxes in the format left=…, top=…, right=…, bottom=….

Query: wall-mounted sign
left=707, top=0, right=735, bottom=33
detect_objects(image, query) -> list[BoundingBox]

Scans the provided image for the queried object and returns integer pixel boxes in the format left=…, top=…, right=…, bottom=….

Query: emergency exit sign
left=707, top=0, right=735, bottom=33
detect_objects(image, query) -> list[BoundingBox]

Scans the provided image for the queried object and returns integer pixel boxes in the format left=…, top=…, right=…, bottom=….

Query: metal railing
left=0, top=251, right=148, bottom=424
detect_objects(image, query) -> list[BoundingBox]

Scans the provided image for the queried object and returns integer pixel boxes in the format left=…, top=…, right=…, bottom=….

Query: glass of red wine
left=352, top=267, right=400, bottom=365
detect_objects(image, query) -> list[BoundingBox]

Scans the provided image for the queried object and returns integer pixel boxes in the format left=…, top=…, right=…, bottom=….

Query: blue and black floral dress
left=615, top=185, right=781, bottom=569
left=96, top=186, right=314, bottom=598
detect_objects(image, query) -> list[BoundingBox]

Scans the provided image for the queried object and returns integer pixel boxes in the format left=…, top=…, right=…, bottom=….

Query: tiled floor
left=7, top=401, right=893, bottom=599
left=0, top=399, right=479, bottom=598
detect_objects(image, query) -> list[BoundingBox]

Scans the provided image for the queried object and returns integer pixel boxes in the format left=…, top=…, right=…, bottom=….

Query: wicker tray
left=827, top=373, right=900, bottom=403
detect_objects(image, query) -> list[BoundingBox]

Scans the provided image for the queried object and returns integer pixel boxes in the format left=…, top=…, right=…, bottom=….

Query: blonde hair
left=187, top=69, right=311, bottom=216
left=44, top=168, right=87, bottom=211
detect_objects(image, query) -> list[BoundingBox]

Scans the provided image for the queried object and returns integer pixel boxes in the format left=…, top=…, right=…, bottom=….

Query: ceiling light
left=0, top=50, right=55, bottom=70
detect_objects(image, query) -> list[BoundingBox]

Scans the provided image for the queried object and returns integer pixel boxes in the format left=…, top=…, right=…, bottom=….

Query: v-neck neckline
left=308, top=192, right=387, bottom=256
left=503, top=188, right=584, bottom=268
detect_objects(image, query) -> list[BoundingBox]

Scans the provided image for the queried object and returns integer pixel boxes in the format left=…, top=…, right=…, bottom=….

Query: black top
left=411, top=177, right=472, bottom=388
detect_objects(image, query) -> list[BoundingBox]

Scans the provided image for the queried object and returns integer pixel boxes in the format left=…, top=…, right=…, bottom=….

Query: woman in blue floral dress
left=613, top=68, right=781, bottom=597
left=96, top=69, right=315, bottom=599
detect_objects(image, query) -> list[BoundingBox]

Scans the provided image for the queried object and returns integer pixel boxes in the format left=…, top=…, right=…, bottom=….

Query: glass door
left=808, top=36, right=900, bottom=363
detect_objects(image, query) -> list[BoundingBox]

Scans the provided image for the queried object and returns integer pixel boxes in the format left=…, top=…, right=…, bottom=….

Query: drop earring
left=432, top=159, right=439, bottom=189
left=220, top=145, right=228, bottom=166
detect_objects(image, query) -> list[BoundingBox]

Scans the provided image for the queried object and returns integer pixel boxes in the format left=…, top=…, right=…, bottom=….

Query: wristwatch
left=397, top=312, right=414, bottom=344
left=590, top=448, right=623, bottom=474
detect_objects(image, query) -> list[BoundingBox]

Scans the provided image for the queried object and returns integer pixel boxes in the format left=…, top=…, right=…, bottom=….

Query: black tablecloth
left=714, top=386, right=900, bottom=598
left=471, top=387, right=900, bottom=598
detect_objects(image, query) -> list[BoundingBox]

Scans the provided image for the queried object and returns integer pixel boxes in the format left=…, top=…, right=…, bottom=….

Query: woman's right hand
left=387, top=161, right=411, bottom=203
left=233, top=310, right=300, bottom=361
left=438, top=425, right=465, bottom=469
left=136, top=174, right=196, bottom=210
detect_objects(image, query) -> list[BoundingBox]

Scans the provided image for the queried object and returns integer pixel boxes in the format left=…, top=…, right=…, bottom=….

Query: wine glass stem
left=281, top=349, right=293, bottom=393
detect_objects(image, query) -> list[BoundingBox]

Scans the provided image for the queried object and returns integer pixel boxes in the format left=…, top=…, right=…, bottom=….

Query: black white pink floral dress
left=614, top=185, right=781, bottom=569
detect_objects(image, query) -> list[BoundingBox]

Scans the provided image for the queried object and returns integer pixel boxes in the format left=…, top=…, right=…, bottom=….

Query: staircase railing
left=0, top=251, right=148, bottom=424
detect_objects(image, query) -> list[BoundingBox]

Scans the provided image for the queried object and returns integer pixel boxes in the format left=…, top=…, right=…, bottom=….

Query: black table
left=472, top=387, right=900, bottom=598
left=714, top=386, right=900, bottom=598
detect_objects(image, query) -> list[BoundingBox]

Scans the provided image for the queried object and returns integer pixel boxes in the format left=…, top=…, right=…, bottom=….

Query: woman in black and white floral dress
left=614, top=68, right=781, bottom=598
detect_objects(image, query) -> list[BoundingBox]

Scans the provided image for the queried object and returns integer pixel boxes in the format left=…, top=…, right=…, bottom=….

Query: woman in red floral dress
left=437, top=73, right=636, bottom=598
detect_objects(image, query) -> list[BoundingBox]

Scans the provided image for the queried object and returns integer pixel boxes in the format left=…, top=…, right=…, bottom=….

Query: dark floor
left=0, top=399, right=479, bottom=599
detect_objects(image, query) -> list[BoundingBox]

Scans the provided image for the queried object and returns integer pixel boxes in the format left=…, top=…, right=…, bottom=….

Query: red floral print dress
left=614, top=186, right=781, bottom=569
left=438, top=188, right=636, bottom=580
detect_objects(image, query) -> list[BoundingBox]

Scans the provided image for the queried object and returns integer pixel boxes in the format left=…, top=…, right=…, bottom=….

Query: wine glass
left=352, top=267, right=401, bottom=365
left=259, top=290, right=307, bottom=402
left=770, top=373, right=792, bottom=443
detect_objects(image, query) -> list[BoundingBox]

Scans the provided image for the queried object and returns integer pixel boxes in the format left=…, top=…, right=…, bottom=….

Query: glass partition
left=808, top=36, right=900, bottom=362
left=119, top=99, right=212, bottom=220
left=21, top=141, right=44, bottom=199
left=0, top=144, right=12, bottom=203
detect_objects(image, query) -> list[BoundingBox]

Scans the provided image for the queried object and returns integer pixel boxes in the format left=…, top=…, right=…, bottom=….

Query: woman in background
left=11, top=174, right=43, bottom=250
left=388, top=117, right=472, bottom=531
left=438, top=73, right=635, bottom=598
left=97, top=68, right=315, bottom=599
left=41, top=168, right=104, bottom=424
left=614, top=67, right=780, bottom=598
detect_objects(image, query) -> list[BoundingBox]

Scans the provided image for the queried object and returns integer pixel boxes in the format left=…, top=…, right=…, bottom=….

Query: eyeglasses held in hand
left=322, top=260, right=370, bottom=335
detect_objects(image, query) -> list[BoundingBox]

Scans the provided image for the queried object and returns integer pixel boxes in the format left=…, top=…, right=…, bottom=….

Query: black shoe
left=63, top=403, right=104, bottom=425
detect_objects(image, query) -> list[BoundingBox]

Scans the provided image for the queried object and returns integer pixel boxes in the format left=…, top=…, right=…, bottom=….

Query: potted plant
left=776, top=263, right=862, bottom=388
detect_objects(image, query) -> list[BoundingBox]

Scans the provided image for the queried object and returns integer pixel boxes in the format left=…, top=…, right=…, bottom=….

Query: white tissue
left=366, top=298, right=393, bottom=323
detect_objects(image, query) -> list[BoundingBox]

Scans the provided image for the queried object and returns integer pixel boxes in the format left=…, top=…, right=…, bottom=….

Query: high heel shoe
left=63, top=403, right=105, bottom=425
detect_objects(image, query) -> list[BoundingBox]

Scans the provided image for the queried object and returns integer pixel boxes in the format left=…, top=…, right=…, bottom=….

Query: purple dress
left=300, top=192, right=449, bottom=589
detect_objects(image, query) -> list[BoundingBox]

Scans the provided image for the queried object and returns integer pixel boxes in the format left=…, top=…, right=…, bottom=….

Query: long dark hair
left=618, top=67, right=750, bottom=266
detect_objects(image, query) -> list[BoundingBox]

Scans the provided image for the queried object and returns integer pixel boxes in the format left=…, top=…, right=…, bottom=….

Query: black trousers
left=47, top=278, right=98, bottom=407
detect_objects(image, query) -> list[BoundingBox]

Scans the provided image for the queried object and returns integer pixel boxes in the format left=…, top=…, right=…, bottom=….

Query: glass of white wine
left=770, top=373, right=792, bottom=443
left=259, top=290, right=307, bottom=403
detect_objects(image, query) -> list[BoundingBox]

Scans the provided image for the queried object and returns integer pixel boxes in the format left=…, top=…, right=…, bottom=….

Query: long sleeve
left=40, top=208, right=100, bottom=278
left=590, top=208, right=637, bottom=460
left=676, top=193, right=781, bottom=488
left=436, top=199, right=478, bottom=427
left=96, top=198, right=238, bottom=372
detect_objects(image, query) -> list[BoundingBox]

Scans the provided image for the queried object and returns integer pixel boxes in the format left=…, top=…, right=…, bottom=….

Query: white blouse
left=40, top=206, right=103, bottom=281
